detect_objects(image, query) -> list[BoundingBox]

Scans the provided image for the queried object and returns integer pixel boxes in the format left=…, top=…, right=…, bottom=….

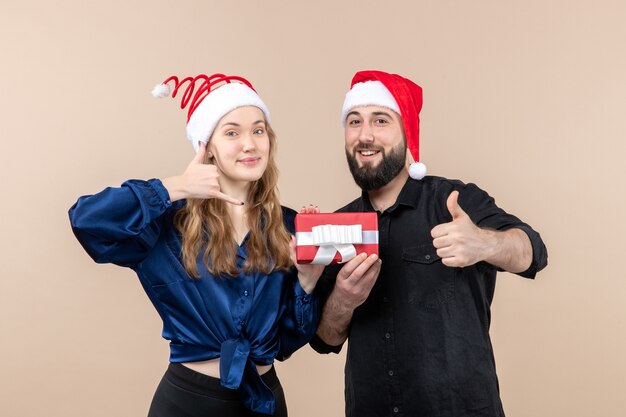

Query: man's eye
left=348, top=119, right=360, bottom=126
left=375, top=119, right=388, bottom=124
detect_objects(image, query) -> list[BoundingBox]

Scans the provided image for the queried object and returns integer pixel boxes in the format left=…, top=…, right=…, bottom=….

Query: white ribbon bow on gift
left=296, top=224, right=379, bottom=265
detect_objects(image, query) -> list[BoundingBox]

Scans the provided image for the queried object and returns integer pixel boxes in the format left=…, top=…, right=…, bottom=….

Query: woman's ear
left=203, top=142, right=214, bottom=160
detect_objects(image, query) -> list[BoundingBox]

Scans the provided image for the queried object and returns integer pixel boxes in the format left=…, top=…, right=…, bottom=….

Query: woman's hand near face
left=290, top=205, right=325, bottom=294
left=162, top=144, right=244, bottom=205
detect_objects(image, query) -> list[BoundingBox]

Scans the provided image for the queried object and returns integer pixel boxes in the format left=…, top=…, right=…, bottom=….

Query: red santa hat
left=341, top=70, right=426, bottom=180
left=151, top=73, right=271, bottom=152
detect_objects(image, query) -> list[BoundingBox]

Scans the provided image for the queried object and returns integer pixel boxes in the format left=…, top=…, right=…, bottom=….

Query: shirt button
left=385, top=332, right=391, bottom=339
left=388, top=370, right=394, bottom=376
left=243, top=290, right=249, bottom=296
left=240, top=320, right=246, bottom=326
left=425, top=254, right=431, bottom=260
left=393, top=406, right=399, bottom=413
left=383, top=297, right=390, bottom=303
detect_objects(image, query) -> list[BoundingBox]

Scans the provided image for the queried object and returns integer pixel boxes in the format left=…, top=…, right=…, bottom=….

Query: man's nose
left=358, top=124, right=374, bottom=144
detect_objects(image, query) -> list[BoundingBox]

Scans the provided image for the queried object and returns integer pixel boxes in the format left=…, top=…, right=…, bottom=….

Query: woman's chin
left=224, top=170, right=265, bottom=184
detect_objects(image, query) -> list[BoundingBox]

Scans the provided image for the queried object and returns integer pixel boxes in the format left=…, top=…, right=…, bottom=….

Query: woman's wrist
left=161, top=176, right=187, bottom=202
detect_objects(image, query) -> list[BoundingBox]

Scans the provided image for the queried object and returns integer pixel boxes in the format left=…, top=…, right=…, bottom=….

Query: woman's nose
left=241, top=133, right=257, bottom=151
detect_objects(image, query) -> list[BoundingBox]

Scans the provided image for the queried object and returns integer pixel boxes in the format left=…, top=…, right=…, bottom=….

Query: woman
left=69, top=73, right=323, bottom=416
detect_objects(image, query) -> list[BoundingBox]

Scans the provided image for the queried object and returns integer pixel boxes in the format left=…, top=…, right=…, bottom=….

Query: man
left=310, top=70, right=548, bottom=417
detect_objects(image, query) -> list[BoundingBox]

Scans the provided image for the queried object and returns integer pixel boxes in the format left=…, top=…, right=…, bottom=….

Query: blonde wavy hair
left=174, top=123, right=293, bottom=278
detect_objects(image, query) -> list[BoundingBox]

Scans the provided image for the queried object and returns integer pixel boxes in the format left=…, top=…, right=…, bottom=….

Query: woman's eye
left=253, top=128, right=265, bottom=135
left=225, top=131, right=238, bottom=137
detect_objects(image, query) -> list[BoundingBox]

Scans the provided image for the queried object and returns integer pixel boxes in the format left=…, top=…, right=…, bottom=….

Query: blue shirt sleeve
left=275, top=270, right=320, bottom=361
left=275, top=205, right=321, bottom=360
left=68, top=179, right=173, bottom=267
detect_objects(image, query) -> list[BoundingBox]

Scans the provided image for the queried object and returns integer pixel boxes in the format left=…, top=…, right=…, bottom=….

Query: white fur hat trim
left=341, top=81, right=400, bottom=125
left=186, top=82, right=271, bottom=152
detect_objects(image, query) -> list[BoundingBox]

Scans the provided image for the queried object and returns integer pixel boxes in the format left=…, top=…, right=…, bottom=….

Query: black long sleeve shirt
left=311, top=176, right=548, bottom=417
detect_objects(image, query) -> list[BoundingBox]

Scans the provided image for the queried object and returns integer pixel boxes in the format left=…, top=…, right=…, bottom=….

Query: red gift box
left=295, top=213, right=379, bottom=265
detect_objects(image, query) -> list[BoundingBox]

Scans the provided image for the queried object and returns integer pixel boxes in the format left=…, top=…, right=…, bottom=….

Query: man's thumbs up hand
left=446, top=190, right=468, bottom=220
left=431, top=191, right=496, bottom=268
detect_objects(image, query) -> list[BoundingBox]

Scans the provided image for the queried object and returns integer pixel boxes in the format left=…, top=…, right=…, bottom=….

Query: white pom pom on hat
left=151, top=74, right=270, bottom=152
left=408, top=161, right=427, bottom=180
left=151, top=83, right=171, bottom=98
left=342, top=70, right=427, bottom=180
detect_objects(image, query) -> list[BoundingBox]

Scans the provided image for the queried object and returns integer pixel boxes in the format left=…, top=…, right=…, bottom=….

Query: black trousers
left=147, top=363, right=287, bottom=417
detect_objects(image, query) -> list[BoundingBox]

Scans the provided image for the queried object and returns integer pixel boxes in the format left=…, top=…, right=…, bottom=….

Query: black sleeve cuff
left=309, top=333, right=344, bottom=354
left=502, top=224, right=548, bottom=279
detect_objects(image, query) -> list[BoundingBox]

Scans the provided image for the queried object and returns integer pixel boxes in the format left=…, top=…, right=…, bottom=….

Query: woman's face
left=208, top=106, right=270, bottom=185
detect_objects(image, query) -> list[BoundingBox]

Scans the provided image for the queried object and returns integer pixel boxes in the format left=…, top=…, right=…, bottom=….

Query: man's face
left=344, top=106, right=407, bottom=191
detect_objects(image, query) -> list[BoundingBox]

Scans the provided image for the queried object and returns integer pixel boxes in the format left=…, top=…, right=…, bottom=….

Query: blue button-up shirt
left=69, top=179, right=319, bottom=415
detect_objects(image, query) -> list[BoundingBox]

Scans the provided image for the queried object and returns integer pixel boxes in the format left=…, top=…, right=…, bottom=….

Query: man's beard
left=345, top=142, right=406, bottom=191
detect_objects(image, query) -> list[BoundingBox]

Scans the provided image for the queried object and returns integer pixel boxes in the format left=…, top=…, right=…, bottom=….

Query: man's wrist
left=482, top=228, right=531, bottom=272
left=327, top=289, right=357, bottom=316
left=480, top=228, right=501, bottom=263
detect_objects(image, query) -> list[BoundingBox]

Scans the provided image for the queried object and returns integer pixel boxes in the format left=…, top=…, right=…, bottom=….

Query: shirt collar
left=237, top=233, right=250, bottom=260
left=361, top=176, right=421, bottom=213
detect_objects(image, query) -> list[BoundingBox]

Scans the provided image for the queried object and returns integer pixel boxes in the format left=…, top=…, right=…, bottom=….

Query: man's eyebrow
left=346, top=110, right=394, bottom=119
